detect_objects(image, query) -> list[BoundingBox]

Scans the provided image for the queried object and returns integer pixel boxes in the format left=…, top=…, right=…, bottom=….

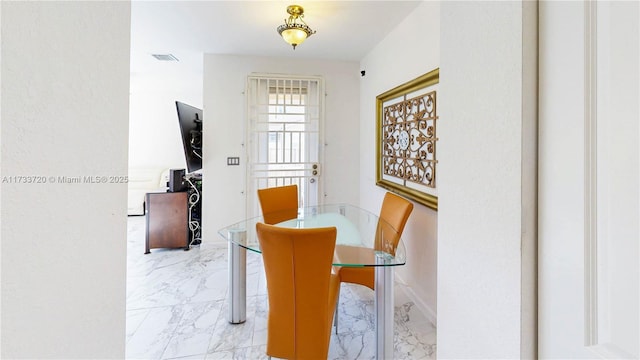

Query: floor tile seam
left=126, top=298, right=225, bottom=313
left=125, top=308, right=153, bottom=346
left=158, top=302, right=196, bottom=360
left=205, top=343, right=263, bottom=356
left=161, top=352, right=208, bottom=360
left=205, top=301, right=256, bottom=354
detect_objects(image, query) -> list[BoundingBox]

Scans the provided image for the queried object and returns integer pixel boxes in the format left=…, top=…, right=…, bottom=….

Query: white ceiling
left=130, top=1, right=423, bottom=75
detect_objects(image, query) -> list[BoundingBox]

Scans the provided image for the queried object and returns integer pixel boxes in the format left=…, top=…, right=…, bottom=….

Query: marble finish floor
left=126, top=216, right=436, bottom=359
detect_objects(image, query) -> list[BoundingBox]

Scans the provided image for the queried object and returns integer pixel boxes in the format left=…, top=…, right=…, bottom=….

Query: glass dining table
left=218, top=204, right=406, bottom=359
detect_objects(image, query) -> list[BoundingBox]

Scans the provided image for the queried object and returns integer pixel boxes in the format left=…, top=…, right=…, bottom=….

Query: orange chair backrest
left=257, top=184, right=299, bottom=224
left=375, top=192, right=414, bottom=254
left=256, top=222, right=337, bottom=359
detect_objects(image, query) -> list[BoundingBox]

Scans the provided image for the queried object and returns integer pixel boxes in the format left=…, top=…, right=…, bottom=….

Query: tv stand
left=144, top=173, right=202, bottom=254
left=145, top=191, right=189, bottom=253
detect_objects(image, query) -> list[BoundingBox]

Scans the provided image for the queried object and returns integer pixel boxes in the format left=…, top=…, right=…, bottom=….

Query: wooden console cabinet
left=145, top=191, right=189, bottom=254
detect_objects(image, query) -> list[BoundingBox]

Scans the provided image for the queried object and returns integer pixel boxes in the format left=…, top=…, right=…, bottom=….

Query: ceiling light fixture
left=277, top=5, right=316, bottom=50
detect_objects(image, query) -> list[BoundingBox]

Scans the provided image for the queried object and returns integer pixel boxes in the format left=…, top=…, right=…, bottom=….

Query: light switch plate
left=227, top=157, right=240, bottom=166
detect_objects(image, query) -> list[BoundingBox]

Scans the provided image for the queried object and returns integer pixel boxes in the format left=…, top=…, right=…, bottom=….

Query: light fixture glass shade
left=281, top=28, right=308, bottom=47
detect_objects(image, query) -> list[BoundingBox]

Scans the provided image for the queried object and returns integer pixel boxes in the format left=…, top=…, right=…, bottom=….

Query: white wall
left=438, top=1, right=537, bottom=358
left=129, top=68, right=202, bottom=170
left=538, top=1, right=639, bottom=358
left=537, top=4, right=593, bottom=358
left=0, top=3, right=3, bottom=356
left=1, top=1, right=130, bottom=358
left=202, top=55, right=360, bottom=239
left=359, top=0, right=440, bottom=323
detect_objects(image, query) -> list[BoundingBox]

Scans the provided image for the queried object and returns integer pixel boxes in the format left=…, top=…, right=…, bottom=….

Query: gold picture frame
left=376, top=68, right=439, bottom=210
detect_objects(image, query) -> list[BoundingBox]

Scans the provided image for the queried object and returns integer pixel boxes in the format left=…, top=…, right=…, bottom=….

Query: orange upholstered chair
left=256, top=222, right=340, bottom=359
left=257, top=184, right=299, bottom=225
left=338, top=192, right=413, bottom=290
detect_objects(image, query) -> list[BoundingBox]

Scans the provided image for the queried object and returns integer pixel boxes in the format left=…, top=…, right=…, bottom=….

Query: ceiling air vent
left=151, top=54, right=179, bottom=61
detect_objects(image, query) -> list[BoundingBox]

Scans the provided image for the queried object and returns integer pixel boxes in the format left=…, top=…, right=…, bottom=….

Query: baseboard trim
left=395, top=279, right=437, bottom=327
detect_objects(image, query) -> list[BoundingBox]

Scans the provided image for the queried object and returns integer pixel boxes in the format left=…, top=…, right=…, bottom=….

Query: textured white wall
left=359, top=0, right=440, bottom=323
left=438, top=1, right=536, bottom=358
left=1, top=2, right=130, bottom=358
left=202, top=55, right=360, bottom=240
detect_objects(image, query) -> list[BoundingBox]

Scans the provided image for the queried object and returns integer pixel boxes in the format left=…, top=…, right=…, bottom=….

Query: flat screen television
left=175, top=101, right=203, bottom=173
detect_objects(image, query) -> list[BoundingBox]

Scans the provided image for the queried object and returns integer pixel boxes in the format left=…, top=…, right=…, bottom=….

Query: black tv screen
left=175, top=101, right=203, bottom=173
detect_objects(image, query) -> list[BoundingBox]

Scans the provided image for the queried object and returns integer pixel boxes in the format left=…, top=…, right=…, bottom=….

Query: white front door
left=539, top=2, right=639, bottom=358
left=246, top=75, right=324, bottom=216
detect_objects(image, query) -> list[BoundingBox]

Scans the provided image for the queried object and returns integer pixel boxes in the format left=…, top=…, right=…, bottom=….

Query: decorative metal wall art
left=376, top=68, right=439, bottom=210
